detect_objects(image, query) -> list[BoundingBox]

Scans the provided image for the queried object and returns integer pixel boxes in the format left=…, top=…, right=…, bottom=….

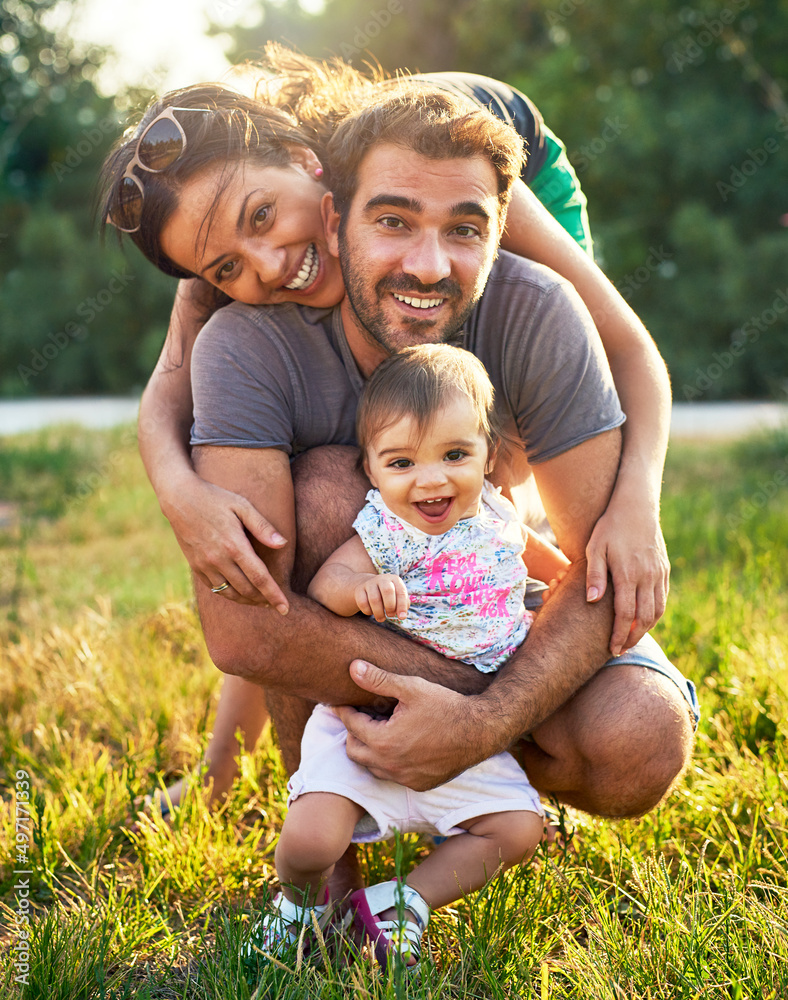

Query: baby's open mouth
left=413, top=497, right=453, bottom=520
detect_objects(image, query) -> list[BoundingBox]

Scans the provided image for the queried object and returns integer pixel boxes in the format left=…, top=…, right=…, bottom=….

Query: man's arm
left=335, top=427, right=621, bottom=789
left=470, top=426, right=622, bottom=745
left=193, top=445, right=499, bottom=704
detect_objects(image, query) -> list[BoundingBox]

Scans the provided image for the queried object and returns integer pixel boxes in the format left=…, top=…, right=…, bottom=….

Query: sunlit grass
left=1, top=425, right=787, bottom=997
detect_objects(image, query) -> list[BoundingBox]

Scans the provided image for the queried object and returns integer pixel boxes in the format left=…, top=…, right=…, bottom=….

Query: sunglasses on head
left=108, top=106, right=212, bottom=233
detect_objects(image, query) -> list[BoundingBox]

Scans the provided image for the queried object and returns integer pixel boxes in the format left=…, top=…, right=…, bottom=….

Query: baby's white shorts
left=287, top=704, right=543, bottom=843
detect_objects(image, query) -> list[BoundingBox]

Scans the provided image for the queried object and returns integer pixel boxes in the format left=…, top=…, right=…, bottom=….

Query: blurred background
left=1, top=0, right=786, bottom=402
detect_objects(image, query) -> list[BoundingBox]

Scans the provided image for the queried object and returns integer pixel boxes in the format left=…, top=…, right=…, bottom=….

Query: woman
left=100, top=45, right=671, bottom=815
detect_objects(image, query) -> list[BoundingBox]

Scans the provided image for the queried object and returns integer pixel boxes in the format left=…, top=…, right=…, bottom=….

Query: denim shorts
left=523, top=581, right=700, bottom=729
left=606, top=632, right=700, bottom=729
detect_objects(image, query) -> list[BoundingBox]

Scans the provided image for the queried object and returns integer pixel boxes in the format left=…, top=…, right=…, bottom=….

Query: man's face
left=324, top=143, right=503, bottom=374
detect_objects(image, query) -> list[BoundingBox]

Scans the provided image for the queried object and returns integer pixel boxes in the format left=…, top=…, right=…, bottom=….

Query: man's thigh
left=290, top=445, right=371, bottom=592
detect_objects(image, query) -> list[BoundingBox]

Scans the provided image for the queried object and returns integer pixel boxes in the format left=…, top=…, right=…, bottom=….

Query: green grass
left=1, top=425, right=787, bottom=998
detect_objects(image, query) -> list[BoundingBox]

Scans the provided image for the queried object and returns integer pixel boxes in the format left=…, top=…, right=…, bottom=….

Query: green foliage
left=2, top=0, right=787, bottom=399
left=0, top=0, right=179, bottom=398
left=224, top=0, right=788, bottom=400
left=1, top=427, right=788, bottom=996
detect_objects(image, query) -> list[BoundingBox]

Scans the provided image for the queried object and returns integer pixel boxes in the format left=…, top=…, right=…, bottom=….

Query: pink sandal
left=350, top=879, right=430, bottom=971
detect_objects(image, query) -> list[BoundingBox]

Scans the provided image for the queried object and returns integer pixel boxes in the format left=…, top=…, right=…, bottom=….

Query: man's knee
left=205, top=625, right=275, bottom=684
left=579, top=666, right=695, bottom=817
left=291, top=445, right=369, bottom=589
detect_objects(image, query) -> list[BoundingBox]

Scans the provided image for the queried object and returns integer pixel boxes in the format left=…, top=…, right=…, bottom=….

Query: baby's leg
left=404, top=810, right=543, bottom=911
left=276, top=792, right=366, bottom=906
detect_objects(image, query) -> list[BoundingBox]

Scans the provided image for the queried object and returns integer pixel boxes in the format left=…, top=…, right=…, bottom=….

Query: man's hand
left=333, top=660, right=493, bottom=790
left=355, top=574, right=410, bottom=622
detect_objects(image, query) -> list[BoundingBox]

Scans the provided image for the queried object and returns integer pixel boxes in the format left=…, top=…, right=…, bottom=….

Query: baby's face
left=363, top=395, right=489, bottom=535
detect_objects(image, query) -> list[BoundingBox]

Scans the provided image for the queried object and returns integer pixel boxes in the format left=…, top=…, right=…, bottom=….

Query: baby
left=254, top=344, right=569, bottom=971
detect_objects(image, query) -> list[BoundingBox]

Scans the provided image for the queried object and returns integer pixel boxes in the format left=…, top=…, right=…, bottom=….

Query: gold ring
left=211, top=581, right=230, bottom=593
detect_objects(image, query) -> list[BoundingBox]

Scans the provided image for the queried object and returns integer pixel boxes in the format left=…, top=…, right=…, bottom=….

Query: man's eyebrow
left=365, top=194, right=424, bottom=213
left=363, top=194, right=491, bottom=222
left=450, top=201, right=491, bottom=222
left=198, top=189, right=260, bottom=274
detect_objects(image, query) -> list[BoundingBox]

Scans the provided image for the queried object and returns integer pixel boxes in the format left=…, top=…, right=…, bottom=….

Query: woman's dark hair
left=97, top=43, right=384, bottom=279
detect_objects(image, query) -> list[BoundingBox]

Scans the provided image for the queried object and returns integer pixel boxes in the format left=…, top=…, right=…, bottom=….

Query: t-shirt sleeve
left=190, top=303, right=296, bottom=453
left=512, top=280, right=625, bottom=463
left=473, top=257, right=625, bottom=464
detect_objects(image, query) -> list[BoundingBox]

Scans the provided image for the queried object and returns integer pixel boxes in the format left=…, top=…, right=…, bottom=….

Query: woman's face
left=159, top=149, right=346, bottom=307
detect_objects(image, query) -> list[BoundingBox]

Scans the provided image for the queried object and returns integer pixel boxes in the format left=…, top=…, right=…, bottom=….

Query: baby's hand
left=355, top=574, right=410, bottom=623
left=541, top=566, right=569, bottom=605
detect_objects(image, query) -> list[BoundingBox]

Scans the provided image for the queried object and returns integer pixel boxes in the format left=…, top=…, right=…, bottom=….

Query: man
left=189, top=89, right=698, bottom=816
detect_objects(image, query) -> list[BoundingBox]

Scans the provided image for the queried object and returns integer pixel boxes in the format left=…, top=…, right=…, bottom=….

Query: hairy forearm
left=199, top=582, right=492, bottom=704
left=471, top=558, right=614, bottom=757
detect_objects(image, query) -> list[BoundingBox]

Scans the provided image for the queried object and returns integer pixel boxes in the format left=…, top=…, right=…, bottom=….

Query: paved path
left=1, top=397, right=786, bottom=440
left=670, top=402, right=788, bottom=440
left=0, top=396, right=140, bottom=436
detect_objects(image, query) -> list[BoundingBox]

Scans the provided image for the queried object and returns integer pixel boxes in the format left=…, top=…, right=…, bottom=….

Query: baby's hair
left=356, top=345, right=502, bottom=460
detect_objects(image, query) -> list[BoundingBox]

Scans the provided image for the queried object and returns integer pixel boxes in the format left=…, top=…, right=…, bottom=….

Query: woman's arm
left=138, top=278, right=288, bottom=607
left=502, top=180, right=671, bottom=652
left=522, top=524, right=571, bottom=585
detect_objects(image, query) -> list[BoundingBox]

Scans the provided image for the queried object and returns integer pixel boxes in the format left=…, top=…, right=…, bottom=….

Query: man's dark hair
left=326, top=86, right=525, bottom=222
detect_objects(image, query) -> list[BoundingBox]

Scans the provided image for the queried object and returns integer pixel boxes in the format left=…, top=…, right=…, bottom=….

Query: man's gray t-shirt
left=190, top=252, right=625, bottom=470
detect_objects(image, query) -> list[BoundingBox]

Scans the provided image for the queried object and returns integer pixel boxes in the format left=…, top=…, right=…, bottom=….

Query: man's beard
left=337, top=228, right=483, bottom=356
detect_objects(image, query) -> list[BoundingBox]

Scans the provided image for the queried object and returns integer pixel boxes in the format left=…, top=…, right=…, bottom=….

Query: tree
left=219, top=0, right=788, bottom=399
left=0, top=0, right=175, bottom=397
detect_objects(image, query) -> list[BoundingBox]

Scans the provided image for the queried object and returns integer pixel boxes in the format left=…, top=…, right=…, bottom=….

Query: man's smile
left=392, top=293, right=446, bottom=310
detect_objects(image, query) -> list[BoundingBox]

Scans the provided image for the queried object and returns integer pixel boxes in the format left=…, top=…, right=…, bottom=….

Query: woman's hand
left=161, top=474, right=290, bottom=611
left=584, top=490, right=670, bottom=656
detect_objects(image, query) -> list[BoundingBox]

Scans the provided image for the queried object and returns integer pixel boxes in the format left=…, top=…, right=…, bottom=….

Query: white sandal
left=244, top=890, right=330, bottom=962
left=350, top=879, right=430, bottom=971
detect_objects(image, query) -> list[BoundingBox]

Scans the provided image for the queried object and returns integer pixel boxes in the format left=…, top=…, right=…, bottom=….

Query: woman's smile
left=159, top=155, right=346, bottom=308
